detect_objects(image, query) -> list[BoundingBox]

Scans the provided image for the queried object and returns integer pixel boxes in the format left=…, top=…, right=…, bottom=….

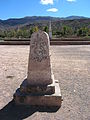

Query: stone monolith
left=14, top=31, right=62, bottom=106
left=27, top=31, right=52, bottom=86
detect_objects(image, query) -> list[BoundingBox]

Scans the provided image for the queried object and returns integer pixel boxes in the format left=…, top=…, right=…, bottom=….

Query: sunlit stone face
left=30, top=32, right=49, bottom=62
left=27, top=31, right=52, bottom=86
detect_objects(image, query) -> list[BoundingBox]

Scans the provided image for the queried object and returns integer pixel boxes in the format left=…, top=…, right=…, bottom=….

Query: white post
left=49, top=21, right=52, bottom=39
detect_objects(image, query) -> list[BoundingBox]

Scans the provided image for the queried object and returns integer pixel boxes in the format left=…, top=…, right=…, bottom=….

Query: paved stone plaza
left=0, top=45, right=90, bottom=120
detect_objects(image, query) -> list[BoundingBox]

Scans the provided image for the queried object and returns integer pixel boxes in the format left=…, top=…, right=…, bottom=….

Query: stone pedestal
left=14, top=31, right=62, bottom=106
left=14, top=79, right=62, bottom=106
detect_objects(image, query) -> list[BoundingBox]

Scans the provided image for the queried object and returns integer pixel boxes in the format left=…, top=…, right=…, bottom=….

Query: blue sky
left=0, top=0, right=90, bottom=20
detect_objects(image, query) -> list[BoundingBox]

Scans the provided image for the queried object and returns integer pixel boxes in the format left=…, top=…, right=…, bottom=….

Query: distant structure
left=49, top=21, right=52, bottom=39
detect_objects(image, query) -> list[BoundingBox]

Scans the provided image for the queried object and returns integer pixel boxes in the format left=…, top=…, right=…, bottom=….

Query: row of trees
left=53, top=26, right=90, bottom=38
left=0, top=26, right=39, bottom=38
left=0, top=26, right=90, bottom=38
left=0, top=26, right=49, bottom=39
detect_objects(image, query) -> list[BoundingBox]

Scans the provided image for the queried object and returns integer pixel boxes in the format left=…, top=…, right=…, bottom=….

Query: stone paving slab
left=0, top=45, right=90, bottom=120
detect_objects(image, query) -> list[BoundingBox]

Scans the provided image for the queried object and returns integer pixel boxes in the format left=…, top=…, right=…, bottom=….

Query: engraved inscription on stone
left=30, top=32, right=48, bottom=62
left=27, top=31, right=52, bottom=86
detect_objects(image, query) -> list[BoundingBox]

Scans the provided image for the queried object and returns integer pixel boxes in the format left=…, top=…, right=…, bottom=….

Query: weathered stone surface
left=14, top=80, right=62, bottom=106
left=14, top=31, right=62, bottom=106
left=19, top=75, right=55, bottom=95
left=27, top=31, right=53, bottom=86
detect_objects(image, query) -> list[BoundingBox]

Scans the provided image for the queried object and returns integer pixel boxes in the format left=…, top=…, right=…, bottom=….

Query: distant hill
left=0, top=16, right=60, bottom=30
left=62, top=16, right=88, bottom=20
left=0, top=16, right=89, bottom=31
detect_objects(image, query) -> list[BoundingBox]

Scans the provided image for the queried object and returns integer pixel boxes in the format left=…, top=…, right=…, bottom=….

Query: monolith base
left=14, top=80, right=62, bottom=106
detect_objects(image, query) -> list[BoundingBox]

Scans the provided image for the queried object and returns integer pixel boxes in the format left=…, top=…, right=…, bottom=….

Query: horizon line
left=0, top=15, right=89, bottom=21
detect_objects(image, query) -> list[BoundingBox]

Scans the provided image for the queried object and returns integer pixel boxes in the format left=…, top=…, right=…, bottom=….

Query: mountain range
left=0, top=16, right=89, bottom=31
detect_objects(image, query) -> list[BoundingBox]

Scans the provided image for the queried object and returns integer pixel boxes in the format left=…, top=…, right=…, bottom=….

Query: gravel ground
left=0, top=45, right=90, bottom=120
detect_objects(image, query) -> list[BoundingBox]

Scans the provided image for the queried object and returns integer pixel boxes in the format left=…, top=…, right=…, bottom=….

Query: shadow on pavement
left=0, top=100, right=60, bottom=120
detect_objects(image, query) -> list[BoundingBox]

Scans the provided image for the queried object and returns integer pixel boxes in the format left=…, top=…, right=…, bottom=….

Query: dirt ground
left=0, top=45, right=90, bottom=120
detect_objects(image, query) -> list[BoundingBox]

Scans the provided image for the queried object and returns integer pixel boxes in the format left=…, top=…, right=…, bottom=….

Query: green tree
left=43, top=26, right=48, bottom=33
left=77, top=27, right=88, bottom=37
left=16, top=29, right=23, bottom=38
left=0, top=31, right=6, bottom=38
left=34, top=26, right=39, bottom=32
left=88, top=28, right=90, bottom=36
left=61, top=26, right=73, bottom=37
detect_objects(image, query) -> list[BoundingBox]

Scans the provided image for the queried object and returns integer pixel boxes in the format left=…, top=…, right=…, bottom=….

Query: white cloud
left=67, top=0, right=76, bottom=2
left=40, top=0, right=54, bottom=5
left=47, top=8, right=58, bottom=12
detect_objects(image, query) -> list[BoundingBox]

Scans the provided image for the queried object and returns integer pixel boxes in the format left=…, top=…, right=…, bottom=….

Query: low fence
left=2, top=38, right=90, bottom=41
left=0, top=38, right=90, bottom=45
